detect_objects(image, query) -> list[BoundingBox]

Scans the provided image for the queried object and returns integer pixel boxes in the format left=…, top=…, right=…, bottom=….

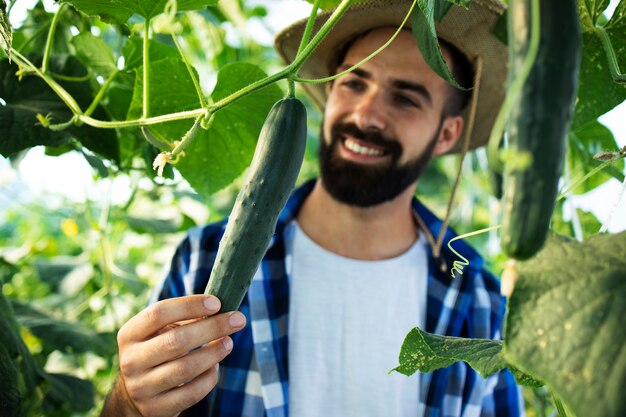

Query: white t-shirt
left=286, top=222, right=428, bottom=417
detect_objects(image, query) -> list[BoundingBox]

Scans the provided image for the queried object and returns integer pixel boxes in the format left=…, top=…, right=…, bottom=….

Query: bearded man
left=102, top=1, right=525, bottom=416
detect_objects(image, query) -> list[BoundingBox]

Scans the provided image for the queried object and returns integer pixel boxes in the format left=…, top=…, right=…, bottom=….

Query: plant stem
left=287, top=79, right=296, bottom=97
left=291, top=0, right=354, bottom=71
left=293, top=0, right=417, bottom=84
left=50, top=72, right=91, bottom=82
left=79, top=108, right=205, bottom=129
left=171, top=33, right=208, bottom=109
left=11, top=48, right=83, bottom=114
left=209, top=0, right=355, bottom=113
left=171, top=116, right=203, bottom=156
left=295, top=0, right=322, bottom=58
left=9, top=0, right=355, bottom=139
left=552, top=392, right=571, bottom=417
left=143, top=19, right=151, bottom=118
left=84, top=70, right=119, bottom=117
left=487, top=0, right=541, bottom=173
left=596, top=26, right=626, bottom=84
left=41, top=3, right=66, bottom=74
left=447, top=225, right=502, bottom=278
left=557, top=159, right=616, bottom=200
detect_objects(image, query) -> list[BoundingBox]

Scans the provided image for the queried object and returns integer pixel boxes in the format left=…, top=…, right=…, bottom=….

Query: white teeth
left=344, top=138, right=384, bottom=156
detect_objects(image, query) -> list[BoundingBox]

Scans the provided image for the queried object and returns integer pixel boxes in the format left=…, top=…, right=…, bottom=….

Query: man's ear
left=432, top=115, right=464, bottom=156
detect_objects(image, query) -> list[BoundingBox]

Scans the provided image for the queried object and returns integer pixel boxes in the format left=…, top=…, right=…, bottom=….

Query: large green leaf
left=410, top=0, right=463, bottom=89
left=122, top=36, right=179, bottom=70
left=572, top=0, right=626, bottom=128
left=43, top=373, right=94, bottom=413
left=60, top=0, right=219, bottom=25
left=392, top=325, right=543, bottom=387
left=0, top=56, right=119, bottom=161
left=568, top=120, right=625, bottom=194
left=11, top=2, right=77, bottom=56
left=393, top=326, right=506, bottom=378
left=11, top=300, right=114, bottom=357
left=126, top=56, right=201, bottom=143
left=551, top=206, right=604, bottom=240
left=0, top=327, right=22, bottom=417
left=0, top=286, right=43, bottom=414
left=503, top=232, right=626, bottom=417
left=70, top=32, right=117, bottom=77
left=127, top=58, right=282, bottom=197
left=175, top=63, right=283, bottom=198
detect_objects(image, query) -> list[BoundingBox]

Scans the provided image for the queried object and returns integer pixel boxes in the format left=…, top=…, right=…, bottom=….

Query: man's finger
left=119, top=295, right=221, bottom=343
left=138, top=311, right=245, bottom=369
left=136, top=364, right=221, bottom=417
left=135, top=337, right=233, bottom=398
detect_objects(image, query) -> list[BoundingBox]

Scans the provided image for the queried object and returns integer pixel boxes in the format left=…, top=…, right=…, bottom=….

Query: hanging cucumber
left=500, top=0, right=581, bottom=260
left=204, top=97, right=307, bottom=312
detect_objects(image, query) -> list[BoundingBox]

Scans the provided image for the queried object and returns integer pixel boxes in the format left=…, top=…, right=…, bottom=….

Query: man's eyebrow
left=337, top=65, right=370, bottom=79
left=392, top=80, right=433, bottom=108
left=336, top=64, right=433, bottom=108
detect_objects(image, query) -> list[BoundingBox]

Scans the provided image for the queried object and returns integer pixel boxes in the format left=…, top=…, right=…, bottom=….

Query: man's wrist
left=100, top=376, right=143, bottom=417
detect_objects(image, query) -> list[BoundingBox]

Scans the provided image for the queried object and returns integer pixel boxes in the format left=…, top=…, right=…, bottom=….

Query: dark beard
left=318, top=120, right=442, bottom=207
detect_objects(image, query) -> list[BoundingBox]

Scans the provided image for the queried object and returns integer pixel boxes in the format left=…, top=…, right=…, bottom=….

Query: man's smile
left=338, top=135, right=391, bottom=163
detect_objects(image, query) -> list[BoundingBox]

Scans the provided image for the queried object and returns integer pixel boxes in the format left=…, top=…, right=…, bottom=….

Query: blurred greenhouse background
left=1, top=0, right=625, bottom=416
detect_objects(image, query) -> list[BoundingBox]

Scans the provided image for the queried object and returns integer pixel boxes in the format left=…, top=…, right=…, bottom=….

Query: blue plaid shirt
left=152, top=180, right=524, bottom=417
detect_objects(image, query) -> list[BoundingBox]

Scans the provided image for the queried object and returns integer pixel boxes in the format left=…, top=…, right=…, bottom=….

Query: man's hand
left=102, top=295, right=247, bottom=417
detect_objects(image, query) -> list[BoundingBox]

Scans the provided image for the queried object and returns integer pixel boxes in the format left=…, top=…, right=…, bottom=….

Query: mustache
left=330, top=122, right=402, bottom=156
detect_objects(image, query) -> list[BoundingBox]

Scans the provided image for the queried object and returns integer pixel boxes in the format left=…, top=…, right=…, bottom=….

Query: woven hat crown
left=274, top=0, right=508, bottom=152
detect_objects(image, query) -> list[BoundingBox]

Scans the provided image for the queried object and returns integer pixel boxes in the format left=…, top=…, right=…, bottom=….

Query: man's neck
left=296, top=179, right=418, bottom=260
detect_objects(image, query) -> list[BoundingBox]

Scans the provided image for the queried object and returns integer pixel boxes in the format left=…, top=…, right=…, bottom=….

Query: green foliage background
left=0, top=0, right=625, bottom=416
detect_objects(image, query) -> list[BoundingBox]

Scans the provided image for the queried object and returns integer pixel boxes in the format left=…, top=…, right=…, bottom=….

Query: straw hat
left=274, top=0, right=508, bottom=152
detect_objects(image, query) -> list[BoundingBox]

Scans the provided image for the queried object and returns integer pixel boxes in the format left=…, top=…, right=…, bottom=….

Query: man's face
left=320, top=28, right=462, bottom=207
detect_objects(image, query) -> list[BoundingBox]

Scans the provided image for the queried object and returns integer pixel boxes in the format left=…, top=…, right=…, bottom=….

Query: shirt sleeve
left=480, top=368, right=526, bottom=417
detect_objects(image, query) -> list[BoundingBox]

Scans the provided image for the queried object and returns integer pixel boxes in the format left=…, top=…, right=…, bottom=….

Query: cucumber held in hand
left=501, top=0, right=581, bottom=260
left=204, top=97, right=307, bottom=312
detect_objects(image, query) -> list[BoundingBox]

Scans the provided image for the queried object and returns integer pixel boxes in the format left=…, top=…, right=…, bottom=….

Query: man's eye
left=342, top=79, right=364, bottom=91
left=394, top=94, right=419, bottom=108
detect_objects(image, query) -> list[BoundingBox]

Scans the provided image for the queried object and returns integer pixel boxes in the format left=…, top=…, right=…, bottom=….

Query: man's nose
left=353, top=90, right=387, bottom=132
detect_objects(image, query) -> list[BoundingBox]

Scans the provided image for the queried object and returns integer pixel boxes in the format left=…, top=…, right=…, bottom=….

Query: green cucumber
left=501, top=0, right=581, bottom=260
left=204, top=97, right=307, bottom=312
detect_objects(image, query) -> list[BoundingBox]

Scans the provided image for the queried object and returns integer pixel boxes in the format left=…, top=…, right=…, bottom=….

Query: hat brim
left=274, top=0, right=507, bottom=153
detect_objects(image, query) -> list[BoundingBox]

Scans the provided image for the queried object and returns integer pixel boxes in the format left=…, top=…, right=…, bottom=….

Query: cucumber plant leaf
left=0, top=0, right=11, bottom=58
left=503, top=231, right=626, bottom=417
left=0, top=56, right=119, bottom=162
left=393, top=326, right=506, bottom=378
left=70, top=32, right=117, bottom=77
left=411, top=0, right=463, bottom=89
left=122, top=36, right=179, bottom=70
left=11, top=300, right=114, bottom=357
left=43, top=373, right=94, bottom=413
left=126, top=58, right=282, bottom=197
left=126, top=56, right=201, bottom=144
left=568, top=120, right=625, bottom=195
left=176, top=63, right=283, bottom=198
left=551, top=205, right=604, bottom=240
left=60, top=0, right=219, bottom=25
left=572, top=0, right=626, bottom=129
left=392, top=326, right=544, bottom=387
